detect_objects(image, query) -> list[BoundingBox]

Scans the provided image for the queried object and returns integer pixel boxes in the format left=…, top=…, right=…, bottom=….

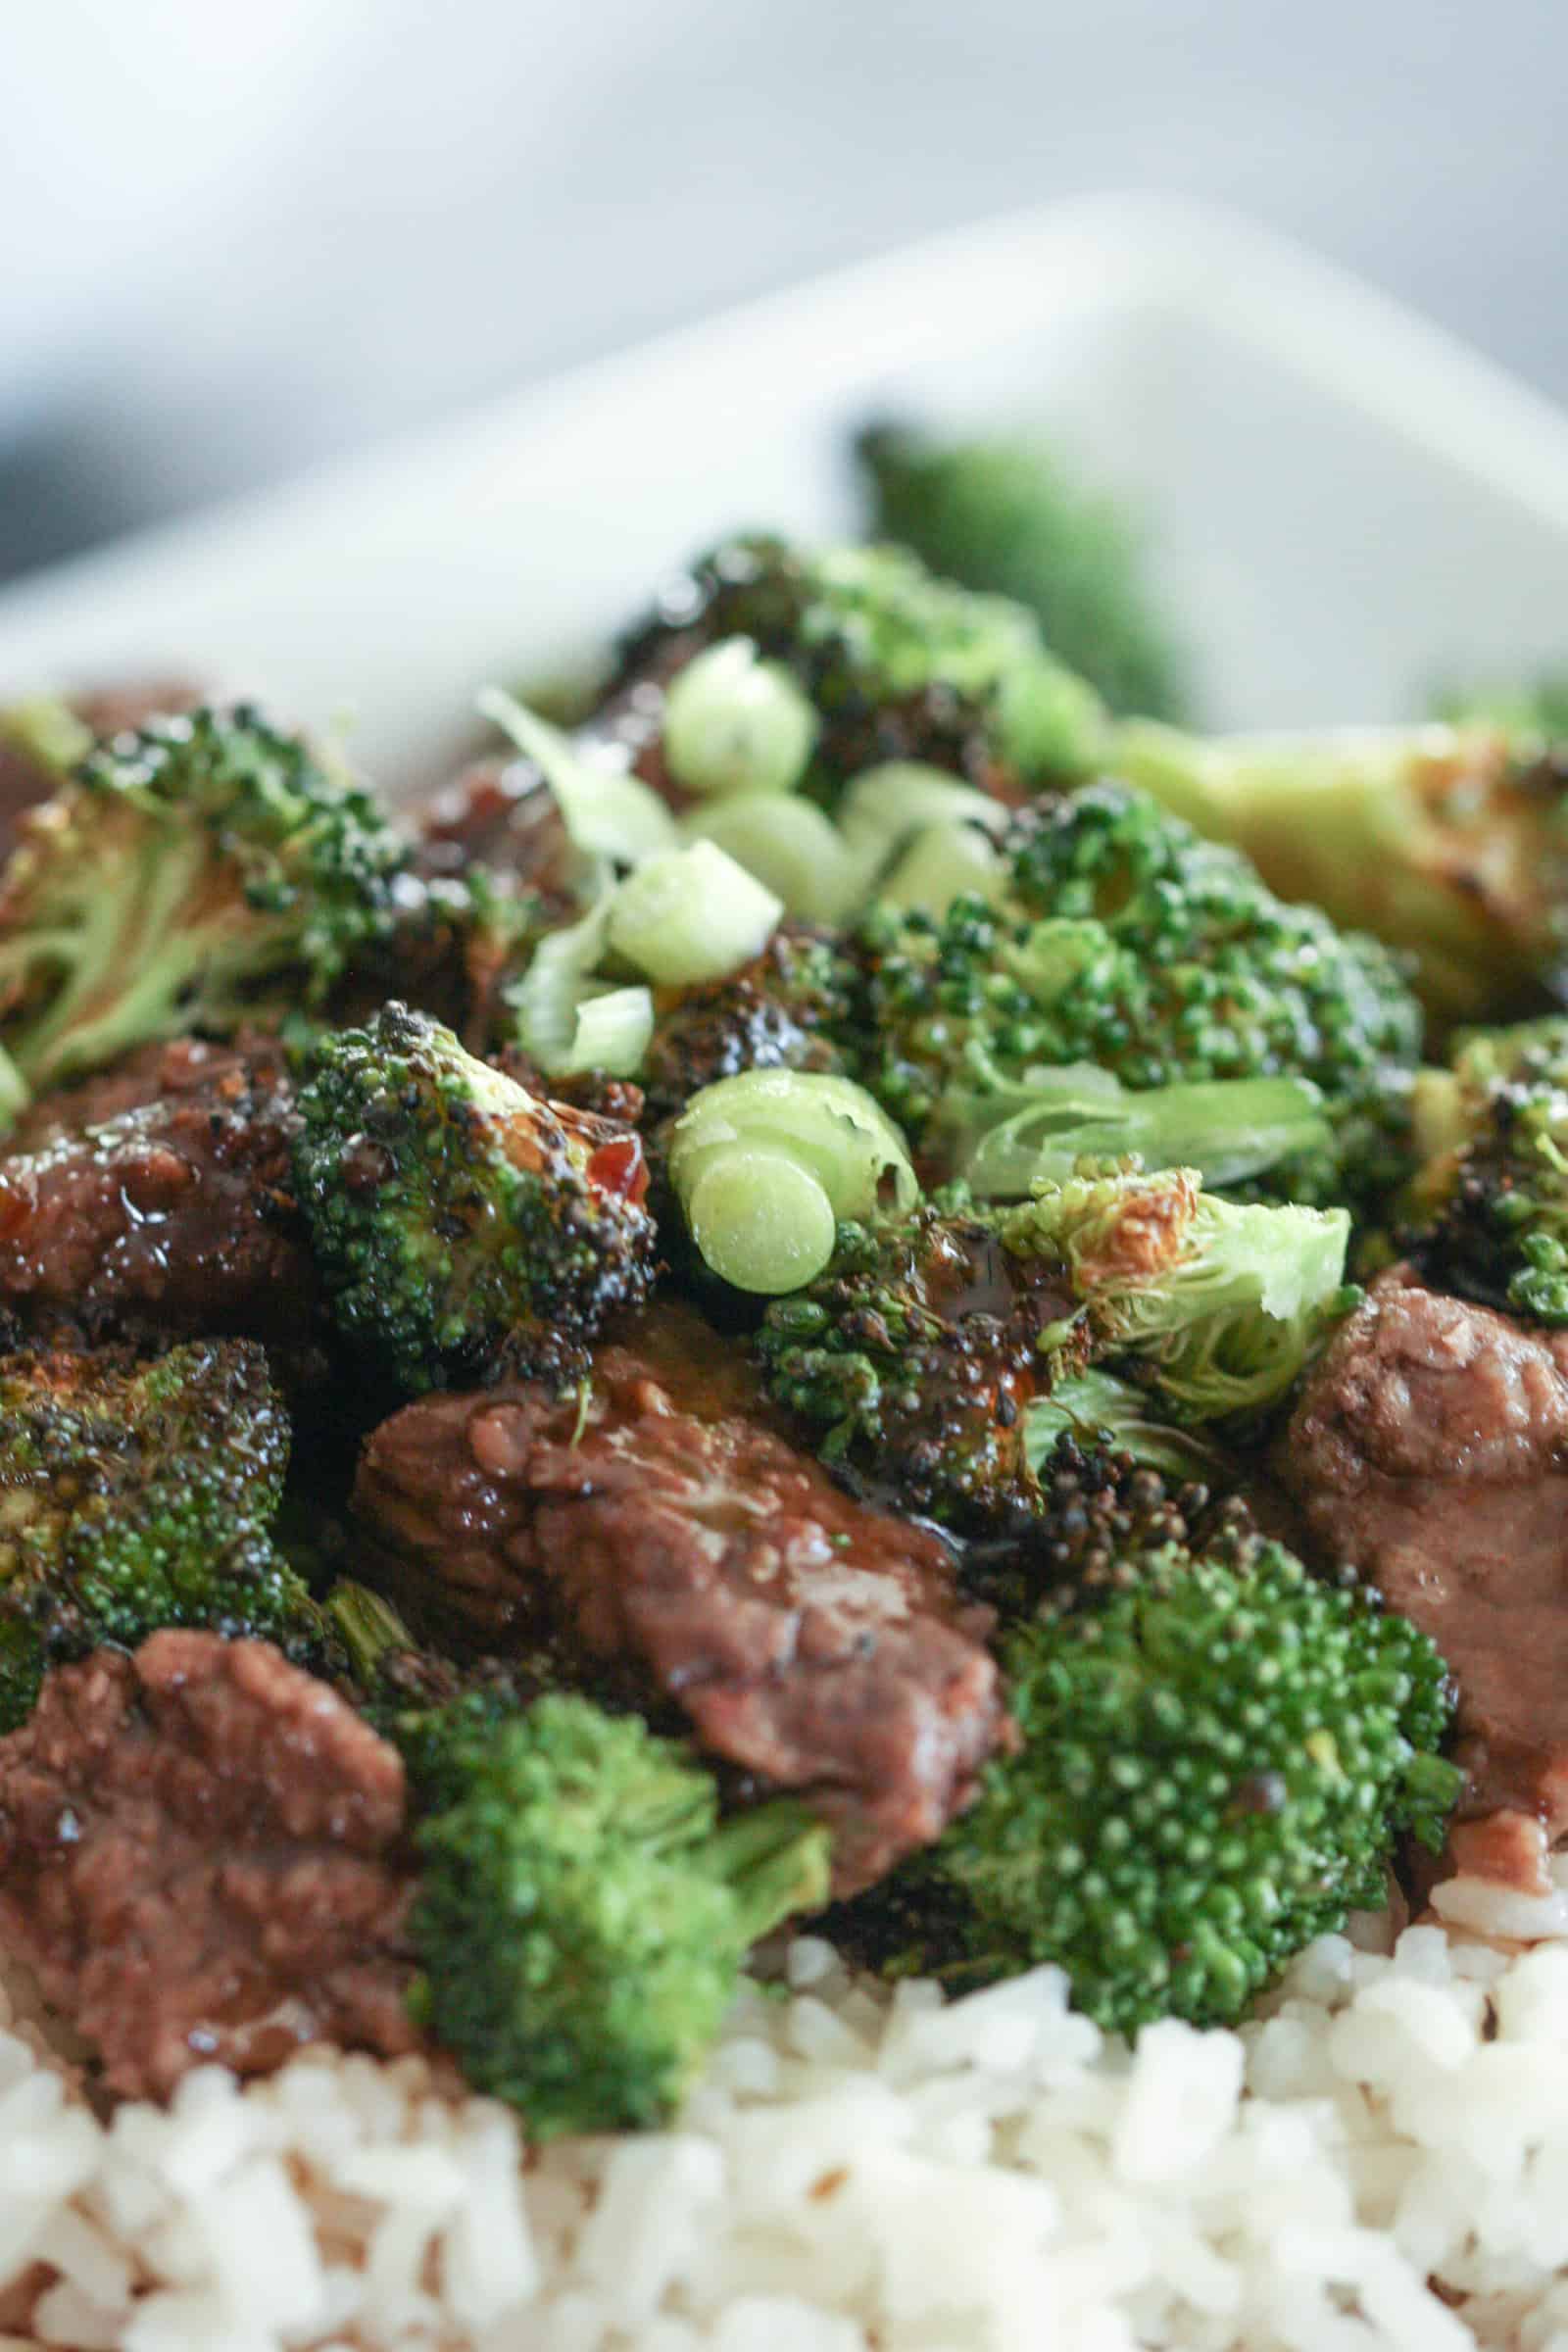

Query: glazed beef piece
left=1282, top=1265, right=1568, bottom=1891
left=0, top=1038, right=319, bottom=1354
left=4, top=1034, right=270, bottom=1155
left=415, top=755, right=576, bottom=907
left=355, top=1308, right=1006, bottom=1894
left=0, top=1633, right=419, bottom=2099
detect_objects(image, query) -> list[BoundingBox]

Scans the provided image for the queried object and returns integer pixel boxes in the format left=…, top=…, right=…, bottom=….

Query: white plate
left=4, top=189, right=1568, bottom=797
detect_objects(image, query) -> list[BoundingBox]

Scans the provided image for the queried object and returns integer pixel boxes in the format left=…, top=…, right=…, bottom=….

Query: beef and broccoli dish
left=6, top=467, right=1568, bottom=2154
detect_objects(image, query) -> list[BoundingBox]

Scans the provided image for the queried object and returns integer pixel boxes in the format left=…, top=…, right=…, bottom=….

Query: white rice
left=0, top=1860, right=1566, bottom=2349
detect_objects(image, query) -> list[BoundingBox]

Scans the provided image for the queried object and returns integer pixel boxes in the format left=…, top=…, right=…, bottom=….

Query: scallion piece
left=662, top=638, right=817, bottom=798
left=667, top=1070, right=917, bottom=1295
left=680, top=795, right=864, bottom=924
left=479, top=686, right=676, bottom=865
left=606, top=842, right=782, bottom=987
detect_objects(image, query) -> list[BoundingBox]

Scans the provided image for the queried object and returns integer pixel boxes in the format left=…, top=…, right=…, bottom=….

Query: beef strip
left=0, top=1633, right=418, bottom=2098
left=354, top=1305, right=1007, bottom=1894
left=0, top=1037, right=319, bottom=1355
left=1281, top=1265, right=1568, bottom=1890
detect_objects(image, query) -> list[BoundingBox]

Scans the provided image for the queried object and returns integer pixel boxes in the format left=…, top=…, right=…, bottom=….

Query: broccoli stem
left=705, top=1799, right=840, bottom=1946
left=943, top=1069, right=1333, bottom=1199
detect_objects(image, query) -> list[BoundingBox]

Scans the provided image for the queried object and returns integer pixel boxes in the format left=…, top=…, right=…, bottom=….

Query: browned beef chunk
left=5, top=1034, right=270, bottom=1155
left=415, top=756, right=577, bottom=907
left=0, top=1634, right=419, bottom=2098
left=1281, top=1265, right=1568, bottom=1890
left=354, top=1308, right=1006, bottom=1894
left=0, top=1039, right=318, bottom=1354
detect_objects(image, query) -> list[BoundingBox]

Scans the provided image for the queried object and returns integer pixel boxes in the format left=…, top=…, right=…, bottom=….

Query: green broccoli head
left=0, top=705, right=413, bottom=1090
left=758, top=1200, right=1087, bottom=1531
left=1004, top=1166, right=1354, bottom=1427
left=856, top=421, right=1192, bottom=722
left=1401, top=1017, right=1568, bottom=1324
left=760, top=1171, right=1349, bottom=1530
left=958, top=1426, right=1259, bottom=1621
left=856, top=780, right=1424, bottom=1207
left=0, top=1340, right=324, bottom=1729
left=899, top=1534, right=1459, bottom=2033
left=614, top=533, right=1106, bottom=806
left=405, top=1692, right=832, bottom=2135
left=293, top=1002, right=658, bottom=1393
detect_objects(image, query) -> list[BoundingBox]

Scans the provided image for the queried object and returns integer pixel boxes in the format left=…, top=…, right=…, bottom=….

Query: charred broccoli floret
left=1117, top=718, right=1568, bottom=1023
left=759, top=1199, right=1085, bottom=1529
left=294, top=1003, right=657, bottom=1393
left=884, top=1532, right=1459, bottom=2033
left=856, top=422, right=1192, bottom=721
left=613, top=533, right=1106, bottom=806
left=0, top=1340, right=324, bottom=1728
left=857, top=780, right=1424, bottom=1206
left=0, top=705, right=412, bottom=1090
left=395, top=1690, right=831, bottom=2135
left=760, top=1172, right=1351, bottom=1529
left=638, top=922, right=860, bottom=1124
left=1400, top=1018, right=1568, bottom=1323
left=959, top=1428, right=1258, bottom=1621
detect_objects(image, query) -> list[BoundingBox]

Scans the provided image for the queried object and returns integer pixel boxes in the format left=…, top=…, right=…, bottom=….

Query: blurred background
left=1, top=0, right=1560, bottom=587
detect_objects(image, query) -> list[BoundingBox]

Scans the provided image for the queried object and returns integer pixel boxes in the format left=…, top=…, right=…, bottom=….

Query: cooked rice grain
left=2, top=1912, right=1568, bottom=2349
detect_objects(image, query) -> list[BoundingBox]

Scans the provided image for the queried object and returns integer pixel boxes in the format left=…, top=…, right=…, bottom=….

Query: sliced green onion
left=680, top=795, right=864, bottom=924
left=662, top=638, right=817, bottom=797
left=685, top=1149, right=839, bottom=1294
left=606, top=842, right=783, bottom=987
left=509, top=898, right=615, bottom=1073
left=667, top=1070, right=918, bottom=1295
left=567, top=984, right=655, bottom=1075
left=839, top=762, right=1007, bottom=857
left=877, top=819, right=1008, bottom=917
left=0, top=1043, right=29, bottom=1136
left=479, top=686, right=676, bottom=865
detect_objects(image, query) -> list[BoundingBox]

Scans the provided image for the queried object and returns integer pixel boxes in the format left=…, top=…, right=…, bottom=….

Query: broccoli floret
left=397, top=1692, right=831, bottom=2135
left=638, top=923, right=860, bottom=1124
left=613, top=534, right=1106, bottom=807
left=886, top=1533, right=1459, bottom=2033
left=293, top=1002, right=657, bottom=1393
left=960, top=1428, right=1258, bottom=1621
left=759, top=1199, right=1089, bottom=1529
left=0, top=705, right=412, bottom=1090
left=1400, top=1018, right=1568, bottom=1323
left=1005, top=1167, right=1353, bottom=1423
left=760, top=1174, right=1350, bottom=1529
left=856, top=781, right=1424, bottom=1207
left=0, top=1340, right=325, bottom=1729
left=1116, top=718, right=1568, bottom=1025
left=856, top=422, right=1192, bottom=722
